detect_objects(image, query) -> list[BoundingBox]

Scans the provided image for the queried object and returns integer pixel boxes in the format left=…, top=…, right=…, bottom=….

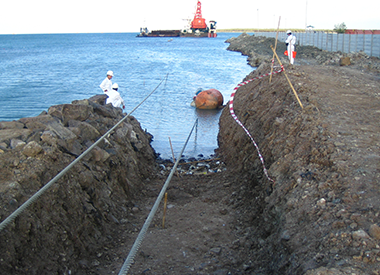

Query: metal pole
left=305, top=0, right=308, bottom=29
left=270, top=16, right=281, bottom=83
left=257, top=9, right=259, bottom=29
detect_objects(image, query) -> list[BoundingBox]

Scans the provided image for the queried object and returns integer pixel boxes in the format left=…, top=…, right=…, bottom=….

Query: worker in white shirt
left=285, top=30, right=297, bottom=65
left=99, top=71, right=114, bottom=93
left=106, top=83, right=125, bottom=109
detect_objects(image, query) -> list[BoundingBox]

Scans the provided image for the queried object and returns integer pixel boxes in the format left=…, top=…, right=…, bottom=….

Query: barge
left=137, top=1, right=217, bottom=38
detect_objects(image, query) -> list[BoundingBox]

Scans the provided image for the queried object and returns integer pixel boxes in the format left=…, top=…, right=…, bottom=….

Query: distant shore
left=218, top=28, right=332, bottom=33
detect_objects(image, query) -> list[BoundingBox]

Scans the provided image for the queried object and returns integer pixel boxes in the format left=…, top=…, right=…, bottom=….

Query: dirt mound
left=216, top=34, right=380, bottom=274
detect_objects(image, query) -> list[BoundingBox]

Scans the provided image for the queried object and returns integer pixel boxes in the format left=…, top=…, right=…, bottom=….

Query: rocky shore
left=0, top=95, right=157, bottom=273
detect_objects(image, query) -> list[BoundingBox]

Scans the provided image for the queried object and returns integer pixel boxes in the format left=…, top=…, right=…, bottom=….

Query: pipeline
left=118, top=119, right=198, bottom=275
left=0, top=74, right=168, bottom=232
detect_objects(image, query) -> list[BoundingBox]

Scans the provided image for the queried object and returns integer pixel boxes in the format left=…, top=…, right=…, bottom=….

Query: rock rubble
left=0, top=94, right=157, bottom=273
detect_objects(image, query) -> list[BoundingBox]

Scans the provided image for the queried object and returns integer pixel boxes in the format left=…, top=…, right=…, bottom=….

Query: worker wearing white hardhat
left=100, top=70, right=114, bottom=93
left=285, top=30, right=297, bottom=64
left=106, top=83, right=125, bottom=109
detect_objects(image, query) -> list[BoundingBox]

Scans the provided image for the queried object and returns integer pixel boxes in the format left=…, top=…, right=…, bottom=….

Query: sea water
left=0, top=32, right=253, bottom=159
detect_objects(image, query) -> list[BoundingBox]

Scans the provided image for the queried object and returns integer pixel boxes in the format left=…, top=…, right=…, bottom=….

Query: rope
left=228, top=67, right=284, bottom=183
left=0, top=74, right=168, bottom=232
left=118, top=118, right=199, bottom=275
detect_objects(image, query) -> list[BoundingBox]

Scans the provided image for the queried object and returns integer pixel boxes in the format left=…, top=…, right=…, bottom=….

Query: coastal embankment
left=217, top=34, right=380, bottom=274
left=0, top=95, right=157, bottom=273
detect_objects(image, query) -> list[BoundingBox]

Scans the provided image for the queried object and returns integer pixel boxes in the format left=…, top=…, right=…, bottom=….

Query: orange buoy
left=192, top=89, right=223, bottom=109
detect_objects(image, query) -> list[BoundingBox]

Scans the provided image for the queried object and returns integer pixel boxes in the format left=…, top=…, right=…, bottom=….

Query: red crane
left=191, top=0, right=207, bottom=29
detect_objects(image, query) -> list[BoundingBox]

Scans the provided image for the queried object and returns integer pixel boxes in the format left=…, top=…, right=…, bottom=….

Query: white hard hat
left=286, top=30, right=292, bottom=34
left=107, top=70, right=114, bottom=76
left=112, top=83, right=119, bottom=89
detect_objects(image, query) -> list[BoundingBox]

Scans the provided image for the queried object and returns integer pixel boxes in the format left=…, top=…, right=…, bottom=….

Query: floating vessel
left=137, top=1, right=217, bottom=38
left=191, top=88, right=224, bottom=109
left=137, top=29, right=181, bottom=37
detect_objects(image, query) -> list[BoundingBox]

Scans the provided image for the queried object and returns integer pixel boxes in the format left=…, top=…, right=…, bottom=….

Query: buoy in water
left=191, top=89, right=223, bottom=109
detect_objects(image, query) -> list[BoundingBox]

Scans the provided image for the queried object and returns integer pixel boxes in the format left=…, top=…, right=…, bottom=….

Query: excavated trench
left=1, top=33, right=380, bottom=274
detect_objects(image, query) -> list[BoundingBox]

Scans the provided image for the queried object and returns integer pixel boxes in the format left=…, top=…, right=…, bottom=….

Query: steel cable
left=0, top=74, right=168, bottom=232
left=118, top=118, right=198, bottom=275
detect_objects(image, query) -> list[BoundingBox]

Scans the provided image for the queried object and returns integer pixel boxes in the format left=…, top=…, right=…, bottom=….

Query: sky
left=0, top=0, right=379, bottom=34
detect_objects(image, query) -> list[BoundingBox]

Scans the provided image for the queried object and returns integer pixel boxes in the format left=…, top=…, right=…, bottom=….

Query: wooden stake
left=162, top=192, right=168, bottom=228
left=270, top=45, right=304, bottom=109
left=270, top=16, right=281, bottom=83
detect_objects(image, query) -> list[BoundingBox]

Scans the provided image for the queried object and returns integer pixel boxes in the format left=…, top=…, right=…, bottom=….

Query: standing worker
left=106, top=83, right=125, bottom=109
left=100, top=71, right=114, bottom=93
left=285, top=30, right=297, bottom=65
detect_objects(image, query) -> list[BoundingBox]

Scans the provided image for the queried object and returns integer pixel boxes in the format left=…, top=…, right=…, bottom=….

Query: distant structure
left=182, top=0, right=217, bottom=37
left=191, top=1, right=207, bottom=29
left=345, top=29, right=380, bottom=34
left=137, top=0, right=217, bottom=38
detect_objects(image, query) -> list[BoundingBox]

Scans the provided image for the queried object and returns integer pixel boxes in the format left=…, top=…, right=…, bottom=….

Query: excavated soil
left=1, top=34, right=380, bottom=274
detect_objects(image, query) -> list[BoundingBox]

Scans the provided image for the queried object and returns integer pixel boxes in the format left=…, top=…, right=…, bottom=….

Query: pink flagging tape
left=229, top=66, right=284, bottom=183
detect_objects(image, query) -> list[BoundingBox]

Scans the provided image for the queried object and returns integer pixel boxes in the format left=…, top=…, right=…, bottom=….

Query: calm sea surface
left=0, top=32, right=253, bottom=159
